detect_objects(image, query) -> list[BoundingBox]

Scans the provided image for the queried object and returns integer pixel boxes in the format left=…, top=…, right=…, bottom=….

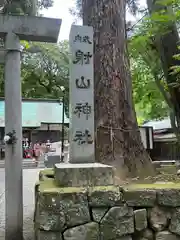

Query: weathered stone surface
left=156, top=231, right=180, bottom=240
left=0, top=15, right=61, bottom=43
left=134, top=209, right=147, bottom=231
left=38, top=183, right=88, bottom=211
left=143, top=229, right=154, bottom=240
left=157, top=189, right=180, bottom=206
left=65, top=204, right=90, bottom=227
left=54, top=163, right=115, bottom=187
left=37, top=185, right=90, bottom=228
left=63, top=222, right=99, bottom=240
left=35, top=230, right=63, bottom=240
left=36, top=211, right=65, bottom=231
left=69, top=25, right=95, bottom=165
left=100, top=206, right=134, bottom=239
left=88, top=186, right=123, bottom=207
left=118, top=236, right=132, bottom=240
left=136, top=228, right=154, bottom=240
left=124, top=189, right=156, bottom=206
left=169, top=208, right=180, bottom=235
left=137, top=239, right=150, bottom=240
left=148, top=206, right=170, bottom=232
left=39, top=169, right=54, bottom=181
left=92, top=208, right=109, bottom=222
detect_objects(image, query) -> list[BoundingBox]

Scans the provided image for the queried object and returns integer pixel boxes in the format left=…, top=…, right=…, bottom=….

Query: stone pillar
left=5, top=32, right=23, bottom=240
left=69, top=25, right=95, bottom=163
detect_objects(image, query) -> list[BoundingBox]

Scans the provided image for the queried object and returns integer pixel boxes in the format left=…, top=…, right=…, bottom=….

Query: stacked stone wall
left=34, top=170, right=180, bottom=240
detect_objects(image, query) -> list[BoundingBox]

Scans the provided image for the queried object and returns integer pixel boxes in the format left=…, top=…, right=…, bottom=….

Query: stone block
left=65, top=204, right=90, bottom=227
left=156, top=231, right=180, bottom=240
left=63, top=222, right=99, bottom=240
left=36, top=182, right=90, bottom=229
left=38, top=180, right=88, bottom=211
left=0, top=15, right=61, bottom=43
left=157, top=189, right=180, bottom=206
left=169, top=208, right=180, bottom=235
left=135, top=228, right=154, bottom=240
left=119, top=237, right=132, bottom=240
left=100, top=206, right=134, bottom=239
left=54, top=163, right=115, bottom=187
left=35, top=211, right=65, bottom=231
left=134, top=209, right=147, bottom=231
left=148, top=206, right=171, bottom=232
left=92, top=208, right=109, bottom=222
left=142, top=229, right=154, bottom=240
left=88, top=186, right=123, bottom=207
left=35, top=230, right=63, bottom=240
left=124, top=188, right=156, bottom=207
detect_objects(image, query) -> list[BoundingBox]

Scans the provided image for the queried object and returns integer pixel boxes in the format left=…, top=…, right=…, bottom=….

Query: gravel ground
left=0, top=169, right=41, bottom=240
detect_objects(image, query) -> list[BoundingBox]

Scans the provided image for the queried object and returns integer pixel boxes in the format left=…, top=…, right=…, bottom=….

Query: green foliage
left=171, top=49, right=180, bottom=74
left=129, top=25, right=169, bottom=121
left=131, top=57, right=169, bottom=120
left=0, top=41, right=69, bottom=112
left=128, top=0, right=180, bottom=122
left=1, top=0, right=53, bottom=15
left=21, top=41, right=69, bottom=107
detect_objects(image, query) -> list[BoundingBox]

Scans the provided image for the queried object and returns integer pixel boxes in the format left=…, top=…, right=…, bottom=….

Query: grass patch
left=39, top=168, right=54, bottom=177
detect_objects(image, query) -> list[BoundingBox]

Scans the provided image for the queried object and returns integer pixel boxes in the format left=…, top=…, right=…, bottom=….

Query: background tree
left=131, top=57, right=169, bottom=122
left=81, top=0, right=155, bottom=177
left=146, top=0, right=180, bottom=136
left=0, top=40, right=69, bottom=108
left=129, top=26, right=170, bottom=122
left=22, top=41, right=69, bottom=99
left=127, top=0, right=180, bottom=138
left=0, top=0, right=53, bottom=15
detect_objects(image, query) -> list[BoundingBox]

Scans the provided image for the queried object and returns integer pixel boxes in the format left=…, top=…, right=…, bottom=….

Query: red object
left=24, top=148, right=33, bottom=159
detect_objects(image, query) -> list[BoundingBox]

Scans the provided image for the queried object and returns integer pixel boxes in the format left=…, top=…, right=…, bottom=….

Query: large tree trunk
left=82, top=0, right=154, bottom=178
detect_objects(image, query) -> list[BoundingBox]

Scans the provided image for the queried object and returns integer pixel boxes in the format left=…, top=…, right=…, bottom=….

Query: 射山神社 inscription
left=69, top=25, right=94, bottom=163
left=74, top=102, right=92, bottom=120
left=76, top=76, right=91, bottom=89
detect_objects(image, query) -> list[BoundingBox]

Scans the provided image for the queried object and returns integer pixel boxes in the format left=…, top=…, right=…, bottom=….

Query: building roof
left=143, top=117, right=171, bottom=130
left=0, top=99, right=69, bottom=127
left=154, top=133, right=176, bottom=142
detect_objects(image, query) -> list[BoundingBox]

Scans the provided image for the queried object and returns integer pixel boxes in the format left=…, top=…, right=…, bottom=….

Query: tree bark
left=82, top=0, right=154, bottom=177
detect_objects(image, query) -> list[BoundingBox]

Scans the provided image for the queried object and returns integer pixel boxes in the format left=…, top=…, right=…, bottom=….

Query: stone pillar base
left=54, top=163, right=115, bottom=187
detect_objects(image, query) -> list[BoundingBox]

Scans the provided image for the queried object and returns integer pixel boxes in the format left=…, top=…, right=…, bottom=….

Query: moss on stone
left=39, top=168, right=55, bottom=182
left=40, top=168, right=54, bottom=175
left=157, top=166, right=177, bottom=174
left=125, top=182, right=180, bottom=190
left=39, top=179, right=87, bottom=193
left=89, top=185, right=120, bottom=192
left=39, top=168, right=54, bottom=178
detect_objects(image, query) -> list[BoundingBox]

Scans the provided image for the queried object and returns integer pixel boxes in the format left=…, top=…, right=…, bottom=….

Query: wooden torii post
left=0, top=15, right=61, bottom=240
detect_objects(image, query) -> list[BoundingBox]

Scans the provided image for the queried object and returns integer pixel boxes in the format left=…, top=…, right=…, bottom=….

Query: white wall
left=139, top=127, right=153, bottom=149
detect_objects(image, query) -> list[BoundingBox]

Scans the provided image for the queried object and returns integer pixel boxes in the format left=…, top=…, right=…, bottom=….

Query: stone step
left=0, top=160, right=37, bottom=168
left=153, top=160, right=176, bottom=168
